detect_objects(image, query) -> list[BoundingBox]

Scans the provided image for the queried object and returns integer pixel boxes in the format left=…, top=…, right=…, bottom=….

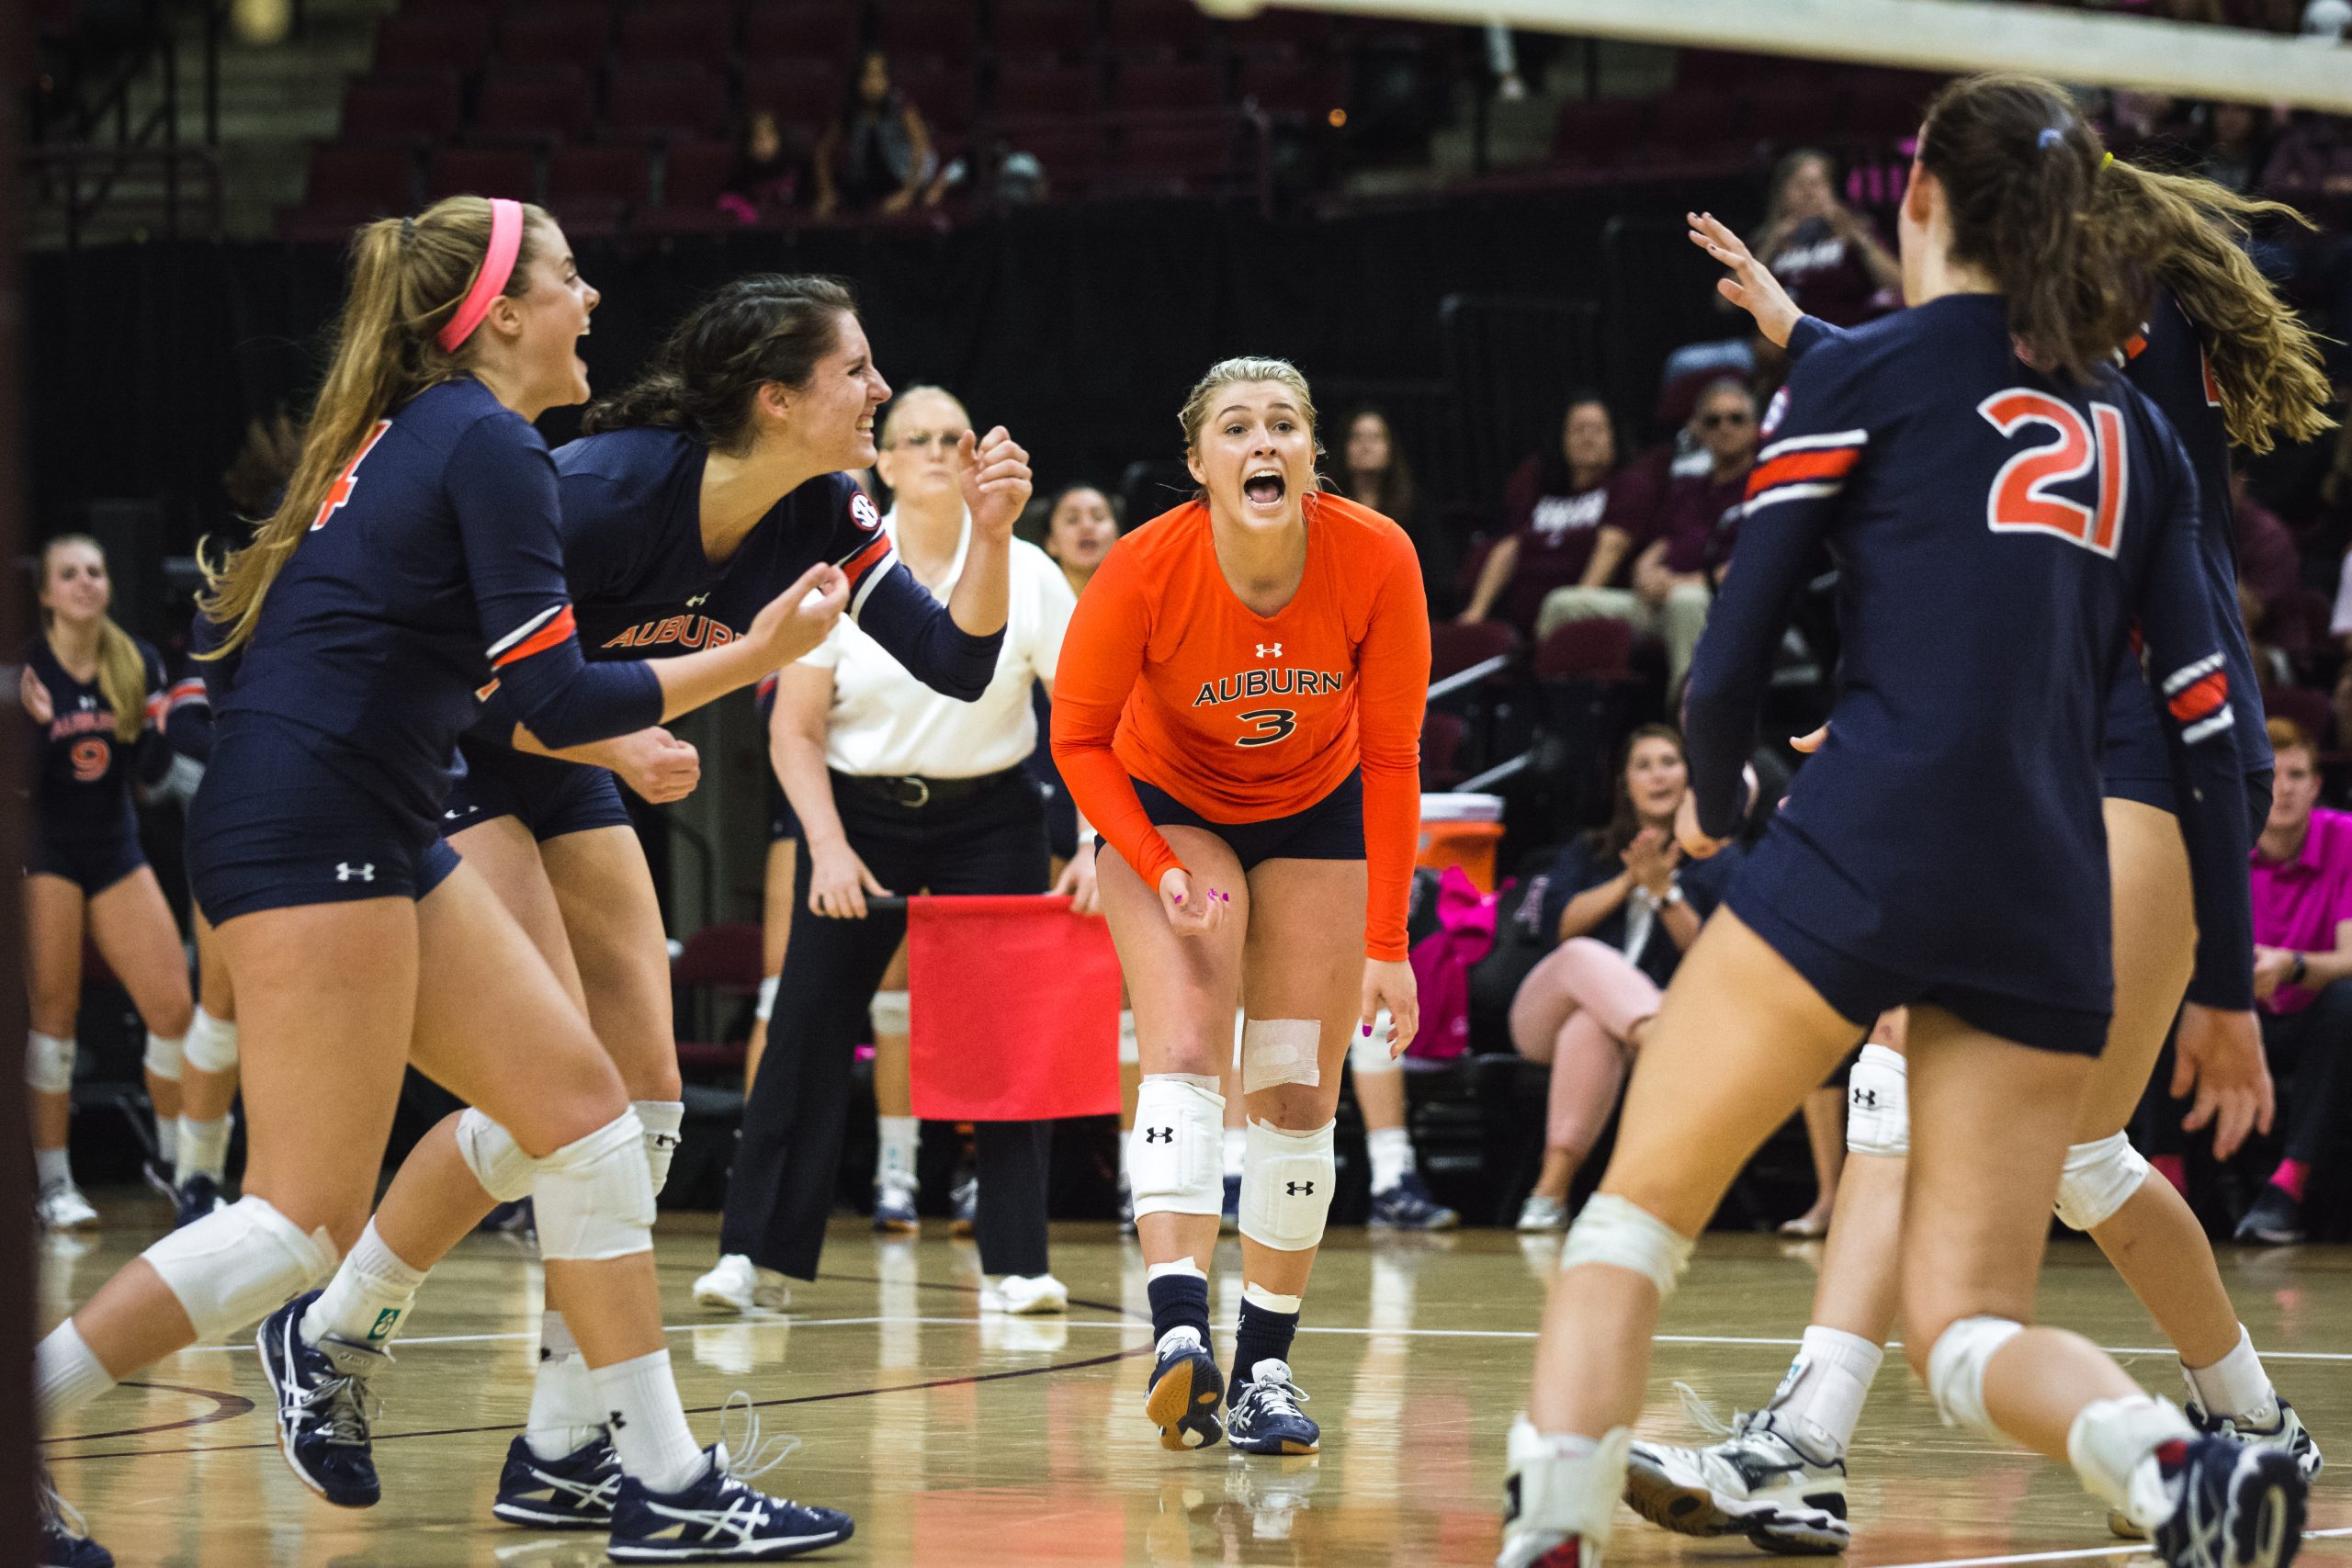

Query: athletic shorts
left=766, top=769, right=798, bottom=844
left=187, top=713, right=460, bottom=923
left=2099, top=668, right=2273, bottom=839
left=1102, top=768, right=1365, bottom=873
left=27, top=801, right=147, bottom=896
left=443, top=735, right=632, bottom=843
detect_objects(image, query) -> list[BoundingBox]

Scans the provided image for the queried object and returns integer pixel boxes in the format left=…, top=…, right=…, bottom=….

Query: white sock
left=876, top=1115, right=920, bottom=1190
left=177, top=1114, right=232, bottom=1185
left=2069, top=1394, right=2194, bottom=1529
left=34, top=1318, right=116, bottom=1428
left=1367, top=1126, right=1414, bottom=1193
left=2184, top=1325, right=2279, bottom=1427
left=35, top=1146, right=70, bottom=1190
left=1222, top=1126, right=1247, bottom=1179
left=153, top=1117, right=178, bottom=1167
left=593, top=1349, right=707, bottom=1495
left=302, top=1219, right=428, bottom=1348
left=1766, top=1325, right=1884, bottom=1459
left=527, top=1310, right=606, bottom=1461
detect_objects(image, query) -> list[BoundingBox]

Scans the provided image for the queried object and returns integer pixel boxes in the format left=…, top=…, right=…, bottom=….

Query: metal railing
left=27, top=0, right=230, bottom=246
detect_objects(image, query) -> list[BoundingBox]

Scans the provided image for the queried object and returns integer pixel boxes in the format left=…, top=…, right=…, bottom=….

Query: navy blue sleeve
left=1535, top=840, right=1601, bottom=938
left=1785, top=314, right=1849, bottom=364
left=452, top=416, right=664, bottom=749
left=1680, top=843, right=1740, bottom=917
left=824, top=482, right=1002, bottom=701
left=131, top=645, right=172, bottom=785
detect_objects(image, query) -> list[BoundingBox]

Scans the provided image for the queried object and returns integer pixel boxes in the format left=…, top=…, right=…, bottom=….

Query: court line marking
left=1871, top=1529, right=2352, bottom=1568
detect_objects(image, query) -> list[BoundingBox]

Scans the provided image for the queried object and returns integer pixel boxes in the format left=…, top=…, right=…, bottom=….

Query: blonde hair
left=40, top=536, right=147, bottom=743
left=1178, top=356, right=1321, bottom=456
left=200, top=196, right=548, bottom=658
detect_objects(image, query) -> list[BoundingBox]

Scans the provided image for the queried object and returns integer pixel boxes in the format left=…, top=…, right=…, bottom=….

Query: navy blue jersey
left=217, top=377, right=663, bottom=827
left=164, top=608, right=228, bottom=765
left=1691, top=294, right=2251, bottom=1017
left=24, top=634, right=167, bottom=821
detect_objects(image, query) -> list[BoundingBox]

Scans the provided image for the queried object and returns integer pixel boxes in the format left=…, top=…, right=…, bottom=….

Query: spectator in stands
left=2198, top=101, right=2275, bottom=195
left=1334, top=409, right=1419, bottom=536
left=1459, top=392, right=1628, bottom=637
left=1535, top=378, right=1757, bottom=694
left=719, top=109, right=798, bottom=226
left=813, top=51, right=937, bottom=220
left=1504, top=725, right=1739, bottom=1231
left=1040, top=481, right=1121, bottom=600
left=1749, top=150, right=1901, bottom=329
left=2236, top=468, right=2308, bottom=679
left=2236, top=718, right=2352, bottom=1242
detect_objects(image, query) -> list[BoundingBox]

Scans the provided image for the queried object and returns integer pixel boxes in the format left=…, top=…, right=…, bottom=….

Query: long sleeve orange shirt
left=1050, top=491, right=1429, bottom=960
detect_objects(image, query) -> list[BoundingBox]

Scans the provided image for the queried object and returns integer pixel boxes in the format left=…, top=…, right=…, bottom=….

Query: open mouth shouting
left=1243, top=468, right=1288, bottom=512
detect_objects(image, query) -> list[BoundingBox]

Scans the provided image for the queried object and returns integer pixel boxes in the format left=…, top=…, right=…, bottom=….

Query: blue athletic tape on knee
left=184, top=1007, right=238, bottom=1074
left=1129, top=1075, right=1225, bottom=1218
left=533, top=1111, right=655, bottom=1261
left=144, top=1031, right=184, bottom=1083
left=1238, top=1118, right=1336, bottom=1251
left=868, top=988, right=909, bottom=1036
left=1846, top=1043, right=1907, bottom=1156
left=1349, top=1010, right=1398, bottom=1076
left=633, top=1100, right=684, bottom=1197
left=1926, top=1315, right=2023, bottom=1437
left=2053, top=1133, right=2151, bottom=1231
left=26, top=1032, right=73, bottom=1095
left=141, top=1195, right=336, bottom=1340
left=1559, top=1194, right=1693, bottom=1297
left=456, top=1108, right=537, bottom=1203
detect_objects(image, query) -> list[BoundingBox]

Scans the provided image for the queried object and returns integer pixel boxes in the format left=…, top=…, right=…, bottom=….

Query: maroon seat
left=472, top=71, right=595, bottom=144
left=1113, top=57, right=1225, bottom=113
left=616, top=1, right=734, bottom=65
left=991, top=0, right=1097, bottom=59
left=1420, top=710, right=1468, bottom=791
left=1114, top=116, right=1236, bottom=192
left=1640, top=88, right=1747, bottom=160
left=1430, top=620, right=1519, bottom=682
left=642, top=139, right=739, bottom=231
left=672, top=921, right=765, bottom=1081
left=1749, top=84, right=1841, bottom=145
left=276, top=146, right=418, bottom=241
left=427, top=144, right=538, bottom=201
left=1222, top=11, right=1333, bottom=55
left=374, top=9, right=493, bottom=77
left=892, top=55, right=973, bottom=131
left=342, top=77, right=464, bottom=145
left=1847, top=70, right=1944, bottom=137
left=992, top=58, right=1103, bottom=120
left=1532, top=618, right=1636, bottom=682
left=607, top=63, right=729, bottom=141
left=1237, top=53, right=1344, bottom=117
left=2263, top=685, right=2333, bottom=747
left=741, top=1, right=859, bottom=62
left=1104, top=0, right=1212, bottom=57
left=496, top=3, right=615, bottom=75
left=741, top=58, right=842, bottom=133
left=996, top=118, right=1109, bottom=194
left=872, top=0, right=978, bottom=61
left=546, top=143, right=650, bottom=233
left=1551, top=97, right=1651, bottom=167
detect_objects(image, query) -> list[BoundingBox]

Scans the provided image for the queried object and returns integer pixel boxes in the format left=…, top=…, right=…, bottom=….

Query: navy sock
left=1230, top=1299, right=1300, bottom=1399
left=1147, top=1272, right=1211, bottom=1348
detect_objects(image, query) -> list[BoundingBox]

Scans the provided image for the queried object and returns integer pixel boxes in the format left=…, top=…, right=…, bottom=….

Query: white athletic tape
left=1926, top=1315, right=2024, bottom=1437
left=142, top=1194, right=335, bottom=1340
left=2053, top=1132, right=2152, bottom=1232
left=184, top=1007, right=238, bottom=1074
left=2068, top=1394, right=2196, bottom=1526
left=1350, top=1010, right=1399, bottom=1076
left=634, top=1099, right=684, bottom=1198
left=26, top=1032, right=74, bottom=1095
left=456, top=1108, right=537, bottom=1203
left=1241, top=1018, right=1321, bottom=1095
left=533, top=1111, right=655, bottom=1262
left=143, top=1031, right=184, bottom=1083
left=1128, top=1075, right=1225, bottom=1219
left=1560, top=1193, right=1694, bottom=1298
left=1238, top=1117, right=1336, bottom=1251
left=754, top=973, right=779, bottom=1023
left=1117, top=1009, right=1139, bottom=1066
left=868, top=988, right=910, bottom=1036
left=1506, top=1417, right=1634, bottom=1546
left=1846, top=1043, right=1907, bottom=1157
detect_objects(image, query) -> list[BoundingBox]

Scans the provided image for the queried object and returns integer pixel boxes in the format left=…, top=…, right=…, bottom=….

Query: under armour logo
left=1143, top=1127, right=1173, bottom=1144
left=1285, top=1180, right=1315, bottom=1196
left=686, top=592, right=709, bottom=608
left=1255, top=642, right=1283, bottom=659
left=1852, top=1089, right=1878, bottom=1109
left=336, top=863, right=376, bottom=882
left=608, top=1411, right=628, bottom=1430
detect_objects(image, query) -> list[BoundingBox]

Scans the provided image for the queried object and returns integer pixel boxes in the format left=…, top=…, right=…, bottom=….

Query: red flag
left=906, top=895, right=1123, bottom=1121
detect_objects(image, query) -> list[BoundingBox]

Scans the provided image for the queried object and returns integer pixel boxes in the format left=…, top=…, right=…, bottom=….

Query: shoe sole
left=1623, top=1461, right=1846, bottom=1555
left=490, top=1499, right=608, bottom=1529
left=1145, top=1355, right=1224, bottom=1452
left=1367, top=1215, right=1461, bottom=1232
left=1230, top=1434, right=1320, bottom=1456
left=255, top=1317, right=379, bottom=1510
left=605, top=1523, right=853, bottom=1562
left=873, top=1219, right=920, bottom=1235
left=2222, top=1450, right=2306, bottom=1568
left=693, top=1288, right=749, bottom=1314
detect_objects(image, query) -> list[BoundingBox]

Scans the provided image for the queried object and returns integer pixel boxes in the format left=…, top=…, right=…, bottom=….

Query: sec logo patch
left=850, top=493, right=882, bottom=532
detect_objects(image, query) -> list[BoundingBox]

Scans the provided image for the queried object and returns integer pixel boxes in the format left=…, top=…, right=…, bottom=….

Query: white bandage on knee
left=1349, top=1010, right=1398, bottom=1076
left=456, top=1108, right=537, bottom=1203
left=141, top=1194, right=336, bottom=1340
left=2068, top=1393, right=2196, bottom=1527
left=754, top=973, right=779, bottom=1023
left=1238, top=1117, right=1336, bottom=1252
left=1117, top=1009, right=1139, bottom=1066
left=184, top=1007, right=239, bottom=1074
left=143, top=1031, right=184, bottom=1083
left=26, top=1032, right=74, bottom=1095
left=1846, top=1043, right=1907, bottom=1157
left=1241, top=1018, right=1321, bottom=1095
left=1925, top=1315, right=2025, bottom=1438
left=868, top=988, right=909, bottom=1036
left=532, top=1111, right=655, bottom=1261
left=1128, top=1075, right=1225, bottom=1219
left=633, top=1100, right=684, bottom=1197
left=1560, top=1193, right=1694, bottom=1298
left=2053, top=1132, right=2152, bottom=1232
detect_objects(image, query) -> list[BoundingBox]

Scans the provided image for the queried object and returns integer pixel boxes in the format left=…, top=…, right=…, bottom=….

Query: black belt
left=835, top=767, right=1021, bottom=811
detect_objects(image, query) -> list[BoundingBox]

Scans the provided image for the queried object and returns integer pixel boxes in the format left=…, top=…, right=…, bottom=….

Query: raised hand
left=746, top=562, right=850, bottom=670
left=1688, top=211, right=1802, bottom=348
left=957, top=426, right=1034, bottom=542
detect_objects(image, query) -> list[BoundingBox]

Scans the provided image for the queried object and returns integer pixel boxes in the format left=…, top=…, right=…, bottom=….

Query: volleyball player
left=163, top=612, right=243, bottom=1228
left=1053, top=356, right=1429, bottom=1456
left=1498, top=76, right=2305, bottom=1568
left=20, top=535, right=193, bottom=1231
left=33, top=197, right=855, bottom=1563
left=286, top=277, right=1021, bottom=1525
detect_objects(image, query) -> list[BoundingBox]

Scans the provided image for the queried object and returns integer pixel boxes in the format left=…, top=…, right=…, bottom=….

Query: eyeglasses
left=1698, top=412, right=1753, bottom=429
left=886, top=429, right=969, bottom=452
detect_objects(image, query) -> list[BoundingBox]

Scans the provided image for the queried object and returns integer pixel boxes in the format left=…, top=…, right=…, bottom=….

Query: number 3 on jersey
left=1237, top=708, right=1296, bottom=747
left=1977, top=391, right=2127, bottom=558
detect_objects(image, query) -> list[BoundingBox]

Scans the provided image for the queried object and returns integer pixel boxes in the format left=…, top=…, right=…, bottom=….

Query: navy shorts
left=27, top=801, right=147, bottom=896
left=444, top=736, right=632, bottom=843
left=187, top=714, right=461, bottom=923
left=2100, top=672, right=2274, bottom=837
left=766, top=770, right=798, bottom=844
left=1102, top=768, right=1366, bottom=873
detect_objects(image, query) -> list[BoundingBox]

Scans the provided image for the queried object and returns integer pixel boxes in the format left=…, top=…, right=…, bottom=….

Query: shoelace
left=1242, top=1372, right=1312, bottom=1423
left=289, top=1353, right=379, bottom=1450
left=38, top=1475, right=93, bottom=1543
left=717, top=1391, right=804, bottom=1487
left=1673, top=1382, right=1747, bottom=1440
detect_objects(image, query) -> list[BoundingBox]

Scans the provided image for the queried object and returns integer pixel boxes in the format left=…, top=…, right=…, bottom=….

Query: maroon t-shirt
left=1646, top=466, right=1750, bottom=575
left=1498, top=454, right=1626, bottom=630
left=1768, top=216, right=1886, bottom=330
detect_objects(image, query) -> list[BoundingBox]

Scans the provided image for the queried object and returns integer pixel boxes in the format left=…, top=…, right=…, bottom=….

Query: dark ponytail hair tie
left=400, top=216, right=417, bottom=247
left=2036, top=127, right=2064, bottom=151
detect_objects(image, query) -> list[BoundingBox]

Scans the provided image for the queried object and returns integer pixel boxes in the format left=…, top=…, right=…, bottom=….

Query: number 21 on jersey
left=1977, top=391, right=2127, bottom=558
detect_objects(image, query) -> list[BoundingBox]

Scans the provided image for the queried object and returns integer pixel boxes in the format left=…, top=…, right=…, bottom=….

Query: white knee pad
left=634, top=1100, right=684, bottom=1197
left=143, top=1031, right=184, bottom=1083
left=1846, top=1043, right=1908, bottom=1157
left=1241, top=1018, right=1322, bottom=1095
left=456, top=1108, right=537, bottom=1203
left=26, top=1032, right=74, bottom=1095
left=141, top=1194, right=336, bottom=1340
left=1128, top=1074, right=1225, bottom=1219
left=1117, top=1009, right=1139, bottom=1066
left=1560, top=1193, right=1694, bottom=1298
left=1926, top=1315, right=2024, bottom=1438
left=2053, top=1133, right=2151, bottom=1232
left=1349, top=1010, right=1398, bottom=1076
left=184, top=1007, right=239, bottom=1074
left=532, top=1111, right=655, bottom=1262
left=868, top=988, right=909, bottom=1036
left=754, top=973, right=779, bottom=1023
left=1238, top=1117, right=1336, bottom=1251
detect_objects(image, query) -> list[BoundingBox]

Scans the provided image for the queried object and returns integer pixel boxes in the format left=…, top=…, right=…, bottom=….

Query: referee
left=702, top=386, right=1091, bottom=1314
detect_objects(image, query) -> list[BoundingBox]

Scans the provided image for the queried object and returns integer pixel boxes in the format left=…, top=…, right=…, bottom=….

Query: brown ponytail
left=39, top=536, right=147, bottom=742
left=199, top=196, right=548, bottom=658
left=2092, top=157, right=2335, bottom=455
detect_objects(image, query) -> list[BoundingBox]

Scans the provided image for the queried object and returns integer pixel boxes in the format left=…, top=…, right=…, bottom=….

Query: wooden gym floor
left=38, top=1195, right=2352, bottom=1566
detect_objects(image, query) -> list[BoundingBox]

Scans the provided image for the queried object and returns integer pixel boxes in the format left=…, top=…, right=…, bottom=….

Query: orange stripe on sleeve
left=1746, top=446, right=1861, bottom=498
left=2168, top=671, right=2228, bottom=724
left=492, top=605, right=578, bottom=669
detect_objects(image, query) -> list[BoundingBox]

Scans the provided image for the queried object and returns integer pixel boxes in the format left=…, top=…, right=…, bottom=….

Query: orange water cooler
left=1416, top=793, right=1505, bottom=893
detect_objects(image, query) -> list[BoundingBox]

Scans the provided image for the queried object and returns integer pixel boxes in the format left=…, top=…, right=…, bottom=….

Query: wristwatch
left=1662, top=878, right=1687, bottom=908
left=2290, top=953, right=2309, bottom=987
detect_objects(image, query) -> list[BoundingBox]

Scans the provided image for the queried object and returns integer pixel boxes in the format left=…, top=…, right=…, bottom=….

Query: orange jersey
left=1051, top=491, right=1429, bottom=959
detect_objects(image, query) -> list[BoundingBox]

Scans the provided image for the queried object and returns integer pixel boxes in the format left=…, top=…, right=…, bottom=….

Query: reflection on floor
left=38, top=1198, right=2352, bottom=1565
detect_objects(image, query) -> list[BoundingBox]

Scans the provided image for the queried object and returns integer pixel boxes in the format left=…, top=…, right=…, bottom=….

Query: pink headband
left=435, top=197, right=525, bottom=355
